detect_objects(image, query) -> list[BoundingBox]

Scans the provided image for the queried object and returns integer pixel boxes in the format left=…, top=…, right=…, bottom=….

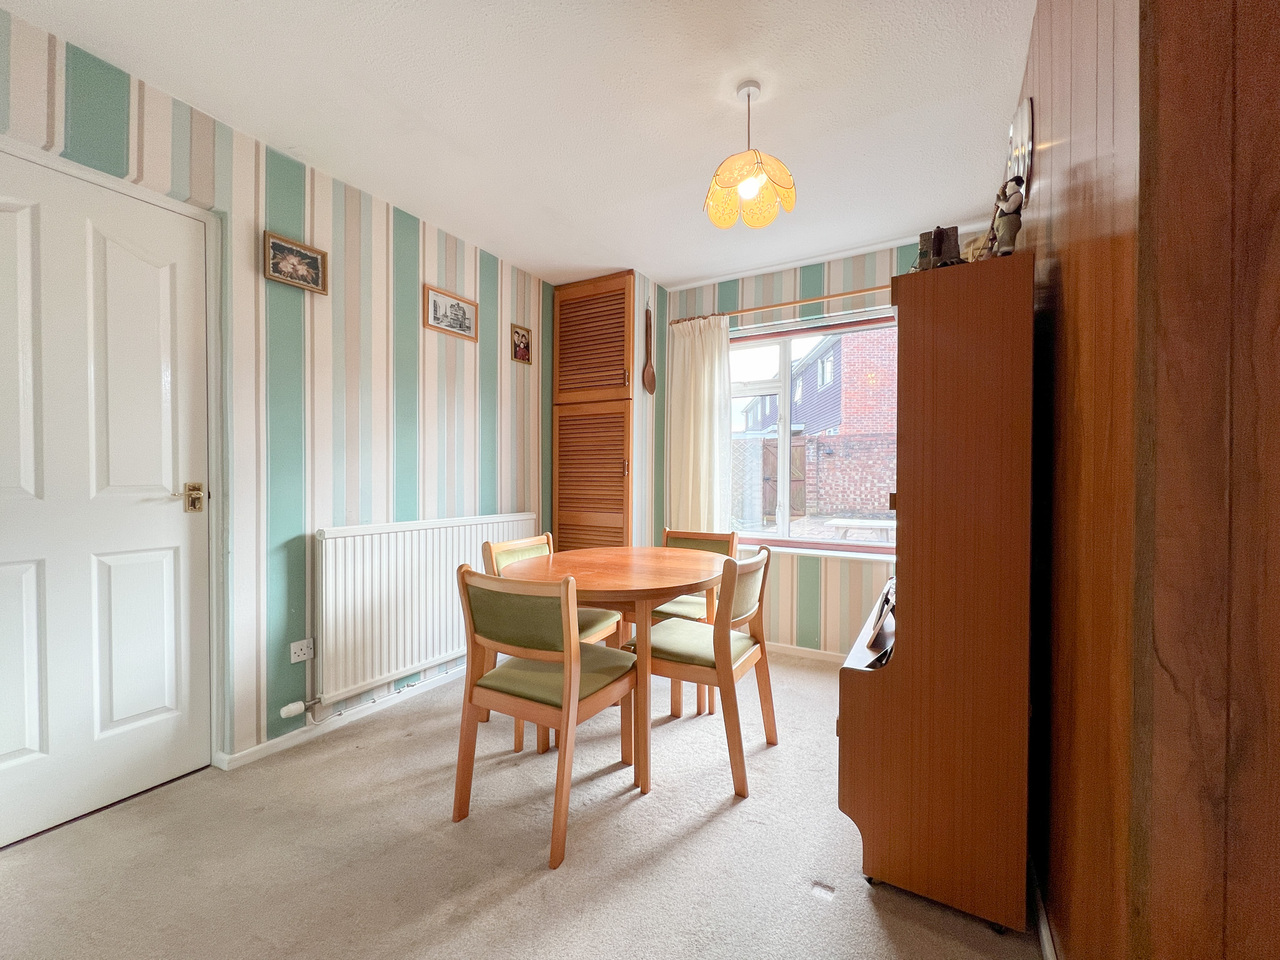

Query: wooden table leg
left=634, top=599, right=652, bottom=794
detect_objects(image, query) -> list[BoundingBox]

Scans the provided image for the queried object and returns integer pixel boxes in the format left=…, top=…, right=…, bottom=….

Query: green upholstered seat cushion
left=651, top=594, right=711, bottom=622
left=634, top=618, right=757, bottom=669
left=578, top=606, right=622, bottom=638
left=476, top=643, right=636, bottom=708
left=492, top=541, right=550, bottom=573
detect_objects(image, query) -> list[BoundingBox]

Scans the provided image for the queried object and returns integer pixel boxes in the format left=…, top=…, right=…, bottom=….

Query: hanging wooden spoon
left=642, top=304, right=657, bottom=396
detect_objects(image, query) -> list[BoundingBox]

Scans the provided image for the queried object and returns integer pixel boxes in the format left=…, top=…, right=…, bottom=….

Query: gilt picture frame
left=423, top=283, right=478, bottom=342
left=511, top=324, right=532, bottom=364
left=263, top=231, right=328, bottom=295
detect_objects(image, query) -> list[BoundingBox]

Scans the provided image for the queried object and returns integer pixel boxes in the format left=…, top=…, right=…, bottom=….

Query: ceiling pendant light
left=705, top=80, right=796, bottom=229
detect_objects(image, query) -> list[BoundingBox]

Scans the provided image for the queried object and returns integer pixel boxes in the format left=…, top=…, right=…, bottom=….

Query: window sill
left=738, top=536, right=896, bottom=562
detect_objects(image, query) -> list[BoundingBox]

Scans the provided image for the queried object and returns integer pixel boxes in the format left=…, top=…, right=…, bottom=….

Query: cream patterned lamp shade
left=704, top=148, right=796, bottom=229
left=705, top=81, right=795, bottom=229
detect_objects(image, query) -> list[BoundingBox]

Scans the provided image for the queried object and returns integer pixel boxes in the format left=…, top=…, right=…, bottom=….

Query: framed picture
left=511, top=324, right=532, bottom=364
left=423, top=283, right=478, bottom=342
left=263, top=231, right=328, bottom=295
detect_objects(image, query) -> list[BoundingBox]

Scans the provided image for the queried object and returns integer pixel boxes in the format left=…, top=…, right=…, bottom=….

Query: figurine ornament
left=988, top=176, right=1024, bottom=256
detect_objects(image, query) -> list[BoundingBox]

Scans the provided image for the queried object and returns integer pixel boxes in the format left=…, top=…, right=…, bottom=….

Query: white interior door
left=0, top=149, right=212, bottom=846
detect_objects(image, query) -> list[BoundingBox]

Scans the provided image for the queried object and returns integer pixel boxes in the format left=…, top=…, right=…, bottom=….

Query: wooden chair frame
left=647, top=546, right=777, bottom=798
left=452, top=565, right=638, bottom=869
left=659, top=527, right=739, bottom=718
left=482, top=532, right=626, bottom=753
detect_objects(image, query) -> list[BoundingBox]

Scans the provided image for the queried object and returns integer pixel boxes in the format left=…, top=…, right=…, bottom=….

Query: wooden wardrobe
left=551, top=270, right=635, bottom=550
left=837, top=252, right=1035, bottom=931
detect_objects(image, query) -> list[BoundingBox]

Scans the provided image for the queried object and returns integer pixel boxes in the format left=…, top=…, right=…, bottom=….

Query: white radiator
left=314, top=512, right=537, bottom=704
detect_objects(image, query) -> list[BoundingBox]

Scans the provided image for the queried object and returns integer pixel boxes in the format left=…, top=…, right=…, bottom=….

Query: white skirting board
left=211, top=662, right=466, bottom=771
left=767, top=642, right=844, bottom=665
left=212, top=641, right=838, bottom=772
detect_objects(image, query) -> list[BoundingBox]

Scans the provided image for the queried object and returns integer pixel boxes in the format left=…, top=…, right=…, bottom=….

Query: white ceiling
left=8, top=0, right=1036, bottom=288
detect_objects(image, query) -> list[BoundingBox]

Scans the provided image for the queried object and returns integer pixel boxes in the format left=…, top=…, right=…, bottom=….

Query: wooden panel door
left=553, top=270, right=634, bottom=405
left=553, top=400, right=631, bottom=550
left=839, top=252, right=1034, bottom=931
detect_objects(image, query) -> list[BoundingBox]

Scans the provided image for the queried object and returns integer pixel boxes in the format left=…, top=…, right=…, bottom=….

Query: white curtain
left=667, top=315, right=732, bottom=532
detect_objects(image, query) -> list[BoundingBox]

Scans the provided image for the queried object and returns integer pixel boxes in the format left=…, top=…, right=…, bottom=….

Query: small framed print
left=263, top=231, right=328, bottom=295
left=511, top=324, right=532, bottom=364
left=423, top=283, right=478, bottom=342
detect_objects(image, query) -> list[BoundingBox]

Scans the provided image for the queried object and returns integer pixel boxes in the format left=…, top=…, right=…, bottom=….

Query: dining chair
left=452, top=565, right=638, bottom=869
left=638, top=546, right=777, bottom=798
left=483, top=533, right=624, bottom=753
left=653, top=528, right=739, bottom=718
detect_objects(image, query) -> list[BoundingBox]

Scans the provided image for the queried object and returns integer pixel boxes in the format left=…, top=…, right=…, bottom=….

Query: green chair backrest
left=492, top=539, right=551, bottom=575
left=666, top=533, right=735, bottom=556
left=729, top=549, right=770, bottom=623
left=464, top=581, right=565, bottom=652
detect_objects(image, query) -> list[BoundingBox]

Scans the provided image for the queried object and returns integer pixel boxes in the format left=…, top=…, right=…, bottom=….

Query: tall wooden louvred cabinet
left=552, top=270, right=635, bottom=550
left=837, top=252, right=1035, bottom=931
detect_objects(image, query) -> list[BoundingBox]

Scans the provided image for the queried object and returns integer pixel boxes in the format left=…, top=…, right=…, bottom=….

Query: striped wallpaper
left=757, top=550, right=896, bottom=655
left=0, top=9, right=548, bottom=752
left=669, top=244, right=918, bottom=328
left=630, top=272, right=665, bottom=547
left=666, top=248, right=915, bottom=656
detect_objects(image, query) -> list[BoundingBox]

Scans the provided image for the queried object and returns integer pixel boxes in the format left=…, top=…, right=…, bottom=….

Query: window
left=730, top=395, right=779, bottom=535
left=819, top=354, right=835, bottom=387
left=729, top=321, right=897, bottom=548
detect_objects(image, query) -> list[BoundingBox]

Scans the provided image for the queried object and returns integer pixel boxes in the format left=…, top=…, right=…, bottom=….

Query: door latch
left=174, top=482, right=206, bottom=513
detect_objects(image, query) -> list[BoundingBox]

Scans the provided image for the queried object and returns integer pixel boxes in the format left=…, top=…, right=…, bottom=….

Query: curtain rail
left=668, top=283, right=891, bottom=325
left=729, top=312, right=895, bottom=343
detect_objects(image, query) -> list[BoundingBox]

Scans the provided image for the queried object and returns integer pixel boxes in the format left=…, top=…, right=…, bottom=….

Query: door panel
left=0, top=560, right=43, bottom=764
left=94, top=549, right=178, bottom=730
left=790, top=437, right=806, bottom=517
left=90, top=230, right=179, bottom=495
left=553, top=271, right=634, bottom=405
left=0, top=150, right=210, bottom=847
left=553, top=400, right=632, bottom=549
left=0, top=201, right=41, bottom=501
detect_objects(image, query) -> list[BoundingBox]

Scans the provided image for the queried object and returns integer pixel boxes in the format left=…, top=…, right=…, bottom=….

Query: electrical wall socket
left=290, top=638, right=315, bottom=663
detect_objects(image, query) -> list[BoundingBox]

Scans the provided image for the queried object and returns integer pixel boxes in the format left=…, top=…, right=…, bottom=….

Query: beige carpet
left=0, top=654, right=1039, bottom=960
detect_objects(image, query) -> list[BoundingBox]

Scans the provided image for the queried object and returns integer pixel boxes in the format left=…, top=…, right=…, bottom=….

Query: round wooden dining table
left=500, top=546, right=727, bottom=794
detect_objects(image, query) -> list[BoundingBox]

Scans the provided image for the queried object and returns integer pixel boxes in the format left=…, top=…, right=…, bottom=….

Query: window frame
left=729, top=311, right=897, bottom=556
left=818, top=353, right=835, bottom=388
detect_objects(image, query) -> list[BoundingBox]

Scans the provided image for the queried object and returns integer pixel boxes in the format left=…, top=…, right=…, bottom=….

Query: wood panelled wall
left=1021, top=0, right=1280, bottom=953
left=1225, top=2, right=1280, bottom=950
left=1015, top=0, right=1141, bottom=954
left=1142, top=1, right=1230, bottom=955
left=1144, top=0, right=1280, bottom=957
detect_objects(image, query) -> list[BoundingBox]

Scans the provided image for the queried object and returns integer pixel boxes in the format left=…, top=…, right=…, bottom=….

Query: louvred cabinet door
left=553, top=401, right=632, bottom=550
left=553, top=270, right=634, bottom=404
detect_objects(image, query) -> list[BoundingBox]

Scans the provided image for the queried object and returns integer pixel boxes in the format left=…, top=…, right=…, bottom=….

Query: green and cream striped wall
left=0, top=8, right=547, bottom=753
left=757, top=551, right=896, bottom=655
left=666, top=247, right=914, bottom=656
left=630, top=272, right=670, bottom=547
